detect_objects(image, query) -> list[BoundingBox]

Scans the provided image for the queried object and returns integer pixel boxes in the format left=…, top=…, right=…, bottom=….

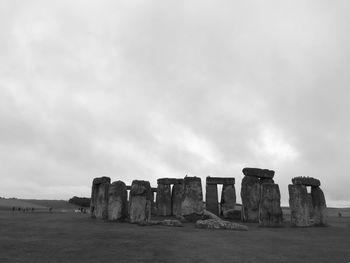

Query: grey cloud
left=0, top=1, right=349, bottom=206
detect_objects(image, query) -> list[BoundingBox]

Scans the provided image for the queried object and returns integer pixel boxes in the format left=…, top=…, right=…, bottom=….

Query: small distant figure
left=49, top=207, right=53, bottom=212
left=31, top=207, right=35, bottom=212
left=12, top=206, right=15, bottom=212
left=338, top=212, right=342, bottom=217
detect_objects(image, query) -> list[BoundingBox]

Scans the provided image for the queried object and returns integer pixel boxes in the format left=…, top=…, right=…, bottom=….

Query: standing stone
left=241, top=176, right=260, bottom=222
left=156, top=182, right=172, bottom=216
left=107, top=181, right=128, bottom=221
left=206, top=184, right=219, bottom=215
left=311, top=186, right=327, bottom=226
left=129, top=180, right=152, bottom=223
left=181, top=177, right=204, bottom=221
left=90, top=176, right=111, bottom=219
left=221, top=184, right=236, bottom=219
left=259, top=183, right=283, bottom=226
left=288, top=184, right=310, bottom=227
left=171, top=180, right=184, bottom=216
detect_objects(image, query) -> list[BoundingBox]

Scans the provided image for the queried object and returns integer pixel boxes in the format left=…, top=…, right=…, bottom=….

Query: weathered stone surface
left=129, top=180, right=152, bottom=223
left=195, top=219, right=248, bottom=231
left=288, top=184, right=310, bottom=227
left=259, top=183, right=283, bottom=227
left=205, top=184, right=219, bottom=215
left=206, top=177, right=235, bottom=185
left=126, top=185, right=131, bottom=190
left=260, top=178, right=274, bottom=184
left=90, top=176, right=110, bottom=219
left=242, top=167, right=275, bottom=179
left=107, top=181, right=127, bottom=221
left=151, top=187, right=157, bottom=192
left=202, top=209, right=221, bottom=221
left=181, top=177, right=204, bottom=222
left=157, top=178, right=184, bottom=185
left=241, top=176, right=260, bottom=222
left=171, top=180, right=184, bottom=216
left=221, top=184, right=236, bottom=219
left=311, top=186, right=327, bottom=226
left=156, top=183, right=172, bottom=216
left=292, top=177, right=321, bottom=187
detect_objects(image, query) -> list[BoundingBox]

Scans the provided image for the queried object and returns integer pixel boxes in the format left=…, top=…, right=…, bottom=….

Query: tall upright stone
left=288, top=184, right=310, bottom=226
left=171, top=179, right=184, bottom=216
left=90, top=176, right=111, bottom=219
left=129, top=180, right=152, bottom=223
left=311, top=186, right=327, bottom=226
left=206, top=184, right=219, bottom=215
left=107, top=181, right=128, bottom=221
left=156, top=181, right=172, bottom=216
left=259, top=183, right=283, bottom=226
left=221, top=184, right=236, bottom=219
left=241, top=176, right=260, bottom=222
left=181, top=177, right=203, bottom=221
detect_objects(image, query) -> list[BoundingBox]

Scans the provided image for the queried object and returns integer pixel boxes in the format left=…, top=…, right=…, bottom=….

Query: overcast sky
left=1, top=1, right=349, bottom=207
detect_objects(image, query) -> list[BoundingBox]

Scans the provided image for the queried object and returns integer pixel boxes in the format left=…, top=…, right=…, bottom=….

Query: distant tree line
left=68, top=196, right=91, bottom=207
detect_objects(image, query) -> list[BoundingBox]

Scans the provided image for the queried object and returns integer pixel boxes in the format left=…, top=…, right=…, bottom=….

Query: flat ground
left=0, top=210, right=349, bottom=263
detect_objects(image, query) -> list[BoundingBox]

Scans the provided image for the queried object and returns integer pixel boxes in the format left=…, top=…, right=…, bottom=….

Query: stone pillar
left=171, top=179, right=184, bottom=216
left=221, top=184, right=236, bottom=219
left=181, top=177, right=203, bottom=222
left=129, top=180, right=152, bottom=223
left=288, top=184, right=310, bottom=227
left=156, top=181, right=172, bottom=216
left=259, top=183, right=283, bottom=226
left=205, top=184, right=219, bottom=215
left=107, top=181, right=128, bottom=221
left=311, top=186, right=327, bottom=226
left=241, top=176, right=260, bottom=222
left=90, top=176, right=111, bottom=219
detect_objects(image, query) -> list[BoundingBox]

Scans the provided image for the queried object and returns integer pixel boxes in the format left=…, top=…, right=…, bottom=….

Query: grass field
left=0, top=198, right=81, bottom=212
left=0, top=209, right=349, bottom=263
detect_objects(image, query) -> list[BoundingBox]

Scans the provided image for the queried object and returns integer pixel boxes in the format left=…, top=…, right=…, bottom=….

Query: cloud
left=0, top=1, right=349, bottom=206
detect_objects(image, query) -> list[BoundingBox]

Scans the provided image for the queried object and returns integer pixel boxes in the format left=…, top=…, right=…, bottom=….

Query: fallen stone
left=242, top=167, right=275, bottom=179
left=311, top=186, right=327, bottom=226
left=205, top=184, right=219, bottom=215
left=129, top=180, right=152, bottom=223
left=181, top=176, right=204, bottom=222
left=292, top=177, right=321, bottom=187
left=195, top=219, right=248, bottom=231
left=156, top=183, right=172, bottom=216
left=241, top=176, right=260, bottom=222
left=259, top=183, right=283, bottom=227
left=288, top=184, right=310, bottom=227
left=220, top=209, right=241, bottom=221
left=221, top=184, right=236, bottom=219
left=90, top=176, right=111, bottom=219
left=202, top=209, right=222, bottom=221
left=206, top=177, right=235, bottom=185
left=171, top=180, right=184, bottom=216
left=107, top=181, right=128, bottom=221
